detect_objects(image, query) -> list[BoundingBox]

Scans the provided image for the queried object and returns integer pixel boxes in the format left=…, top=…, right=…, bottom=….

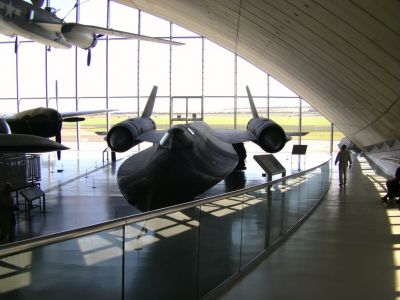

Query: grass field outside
left=63, top=113, right=344, bottom=142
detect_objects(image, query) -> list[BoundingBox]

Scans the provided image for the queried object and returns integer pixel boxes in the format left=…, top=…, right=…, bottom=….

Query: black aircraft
left=0, top=0, right=182, bottom=65
left=107, top=86, right=296, bottom=211
left=0, top=133, right=69, bottom=153
left=1, top=107, right=111, bottom=159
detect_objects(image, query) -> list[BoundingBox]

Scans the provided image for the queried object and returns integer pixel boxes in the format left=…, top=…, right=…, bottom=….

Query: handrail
left=0, top=157, right=331, bottom=258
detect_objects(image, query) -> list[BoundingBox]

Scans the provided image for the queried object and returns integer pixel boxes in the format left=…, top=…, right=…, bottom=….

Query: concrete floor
left=217, top=155, right=398, bottom=300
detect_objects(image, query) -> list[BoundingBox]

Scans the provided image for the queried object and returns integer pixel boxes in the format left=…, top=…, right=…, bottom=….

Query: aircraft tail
left=141, top=86, right=158, bottom=118
left=246, top=86, right=259, bottom=118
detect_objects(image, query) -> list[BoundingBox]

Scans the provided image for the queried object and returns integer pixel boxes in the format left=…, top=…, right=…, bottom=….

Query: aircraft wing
left=0, top=134, right=69, bottom=153
left=65, top=23, right=184, bottom=46
left=137, top=130, right=167, bottom=144
left=286, top=132, right=309, bottom=137
left=35, top=22, right=63, bottom=33
left=60, top=109, right=117, bottom=119
left=213, top=130, right=255, bottom=144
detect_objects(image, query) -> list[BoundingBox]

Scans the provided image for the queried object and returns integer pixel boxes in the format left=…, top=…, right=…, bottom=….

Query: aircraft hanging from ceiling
left=1, top=107, right=113, bottom=159
left=0, top=0, right=183, bottom=65
left=106, top=86, right=301, bottom=211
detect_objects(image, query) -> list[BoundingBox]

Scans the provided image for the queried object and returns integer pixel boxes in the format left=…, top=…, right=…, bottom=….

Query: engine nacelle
left=107, top=117, right=156, bottom=152
left=247, top=117, right=288, bottom=153
left=61, top=24, right=97, bottom=49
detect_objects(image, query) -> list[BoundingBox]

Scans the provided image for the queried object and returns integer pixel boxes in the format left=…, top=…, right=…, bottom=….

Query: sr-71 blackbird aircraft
left=106, top=86, right=297, bottom=211
left=0, top=0, right=182, bottom=65
left=0, top=107, right=111, bottom=158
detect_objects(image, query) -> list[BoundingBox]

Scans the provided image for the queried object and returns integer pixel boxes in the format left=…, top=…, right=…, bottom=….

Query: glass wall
left=0, top=0, right=341, bottom=153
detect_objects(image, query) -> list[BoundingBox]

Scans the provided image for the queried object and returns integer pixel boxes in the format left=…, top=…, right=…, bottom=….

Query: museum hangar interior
left=0, top=0, right=399, bottom=299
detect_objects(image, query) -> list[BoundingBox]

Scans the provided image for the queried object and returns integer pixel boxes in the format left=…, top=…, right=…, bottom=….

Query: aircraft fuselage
left=0, top=0, right=70, bottom=48
left=5, top=107, right=63, bottom=138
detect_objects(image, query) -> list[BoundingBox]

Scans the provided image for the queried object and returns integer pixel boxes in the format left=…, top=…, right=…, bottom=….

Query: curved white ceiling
left=116, top=0, right=400, bottom=148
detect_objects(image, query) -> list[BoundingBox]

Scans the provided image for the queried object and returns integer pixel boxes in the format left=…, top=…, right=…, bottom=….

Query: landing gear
left=233, top=142, right=247, bottom=171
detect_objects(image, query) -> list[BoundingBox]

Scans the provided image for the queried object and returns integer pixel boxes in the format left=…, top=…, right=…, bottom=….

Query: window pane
left=172, top=38, right=202, bottom=96
left=110, top=2, right=138, bottom=32
left=18, top=42, right=46, bottom=102
left=204, top=41, right=234, bottom=96
left=47, top=0, right=77, bottom=23
left=270, top=76, right=297, bottom=97
left=47, top=48, right=76, bottom=101
left=139, top=43, right=170, bottom=96
left=77, top=41, right=106, bottom=99
left=109, top=97, right=137, bottom=114
left=0, top=34, right=13, bottom=43
left=0, top=44, right=17, bottom=99
left=109, top=40, right=138, bottom=97
left=0, top=100, right=18, bottom=114
left=301, top=100, right=336, bottom=153
left=204, top=97, right=234, bottom=129
left=141, top=12, right=170, bottom=37
left=172, top=24, right=199, bottom=37
left=79, top=0, right=107, bottom=27
left=237, top=57, right=268, bottom=96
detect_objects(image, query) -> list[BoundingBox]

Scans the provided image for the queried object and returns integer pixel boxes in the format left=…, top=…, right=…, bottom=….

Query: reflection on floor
left=10, top=142, right=329, bottom=242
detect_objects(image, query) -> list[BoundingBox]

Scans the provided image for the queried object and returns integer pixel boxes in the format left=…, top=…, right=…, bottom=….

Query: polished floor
left=11, top=143, right=328, bottom=241
left=217, top=155, right=398, bottom=300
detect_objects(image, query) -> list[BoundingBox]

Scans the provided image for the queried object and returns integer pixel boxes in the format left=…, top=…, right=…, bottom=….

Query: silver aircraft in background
left=0, top=0, right=182, bottom=65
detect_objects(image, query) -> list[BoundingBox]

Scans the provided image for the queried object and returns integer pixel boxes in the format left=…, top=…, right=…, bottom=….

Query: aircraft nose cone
left=160, top=126, right=193, bottom=149
left=170, top=127, right=192, bottom=148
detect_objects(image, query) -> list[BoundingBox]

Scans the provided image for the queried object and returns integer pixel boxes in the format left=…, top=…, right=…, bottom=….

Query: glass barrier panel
left=282, top=177, right=299, bottom=230
left=323, top=163, right=332, bottom=191
left=268, top=183, right=284, bottom=245
left=123, top=208, right=199, bottom=300
left=239, top=189, right=268, bottom=268
left=198, top=197, right=242, bottom=298
left=297, top=174, right=310, bottom=217
left=0, top=228, right=124, bottom=299
left=307, top=168, right=323, bottom=207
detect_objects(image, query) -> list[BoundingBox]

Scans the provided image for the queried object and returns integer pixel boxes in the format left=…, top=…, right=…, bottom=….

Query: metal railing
left=0, top=158, right=331, bottom=299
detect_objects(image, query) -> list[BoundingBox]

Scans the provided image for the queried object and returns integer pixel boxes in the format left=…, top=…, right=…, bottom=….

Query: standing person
left=0, top=182, right=15, bottom=243
left=335, top=144, right=352, bottom=186
left=381, top=165, right=400, bottom=202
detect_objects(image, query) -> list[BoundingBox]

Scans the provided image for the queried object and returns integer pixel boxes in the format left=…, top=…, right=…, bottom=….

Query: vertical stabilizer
left=246, top=86, right=259, bottom=118
left=141, top=86, right=158, bottom=118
